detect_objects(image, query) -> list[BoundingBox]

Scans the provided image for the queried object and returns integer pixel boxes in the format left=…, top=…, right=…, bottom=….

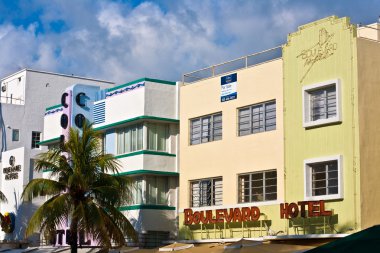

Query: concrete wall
left=179, top=59, right=284, bottom=235
left=283, top=16, right=361, bottom=233
left=357, top=38, right=380, bottom=228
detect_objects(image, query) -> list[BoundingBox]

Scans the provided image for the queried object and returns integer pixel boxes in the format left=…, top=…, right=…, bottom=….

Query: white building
left=0, top=69, right=114, bottom=242
left=42, top=78, right=179, bottom=248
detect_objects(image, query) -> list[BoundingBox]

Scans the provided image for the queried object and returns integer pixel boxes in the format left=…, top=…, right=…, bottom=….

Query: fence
left=183, top=46, right=282, bottom=84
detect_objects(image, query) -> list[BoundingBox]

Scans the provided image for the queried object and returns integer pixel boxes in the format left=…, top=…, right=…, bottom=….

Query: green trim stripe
left=115, top=150, right=176, bottom=159
left=38, top=137, right=60, bottom=145
left=45, top=104, right=62, bottom=111
left=108, top=78, right=176, bottom=92
left=118, top=205, right=176, bottom=211
left=94, top=116, right=179, bottom=131
left=114, top=170, right=179, bottom=176
left=42, top=169, right=53, bottom=173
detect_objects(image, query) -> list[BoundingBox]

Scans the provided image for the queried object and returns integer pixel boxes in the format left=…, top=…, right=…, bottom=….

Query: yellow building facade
left=178, top=16, right=380, bottom=240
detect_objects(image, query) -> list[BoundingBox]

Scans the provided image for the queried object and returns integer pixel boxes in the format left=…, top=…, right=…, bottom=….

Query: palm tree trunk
left=70, top=217, right=78, bottom=253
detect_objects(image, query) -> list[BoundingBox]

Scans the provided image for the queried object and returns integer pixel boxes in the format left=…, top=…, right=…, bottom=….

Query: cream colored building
left=179, top=50, right=285, bottom=238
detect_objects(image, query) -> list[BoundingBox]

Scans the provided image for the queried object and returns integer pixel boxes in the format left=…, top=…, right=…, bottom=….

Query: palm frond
left=26, top=193, right=71, bottom=236
left=22, top=178, right=65, bottom=201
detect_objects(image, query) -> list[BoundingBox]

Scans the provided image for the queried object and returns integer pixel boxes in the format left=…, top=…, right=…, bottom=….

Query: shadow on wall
left=127, top=208, right=178, bottom=248
left=3, top=195, right=41, bottom=244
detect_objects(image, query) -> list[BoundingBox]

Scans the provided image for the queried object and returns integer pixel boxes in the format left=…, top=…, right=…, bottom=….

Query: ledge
left=118, top=205, right=176, bottom=211
left=108, top=78, right=176, bottom=92
left=37, top=137, right=60, bottom=145
left=45, top=104, right=62, bottom=111
left=115, top=150, right=176, bottom=159
left=94, top=115, right=179, bottom=131
left=114, top=170, right=179, bottom=176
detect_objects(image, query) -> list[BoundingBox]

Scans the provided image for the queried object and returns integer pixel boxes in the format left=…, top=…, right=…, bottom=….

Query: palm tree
left=22, top=123, right=137, bottom=253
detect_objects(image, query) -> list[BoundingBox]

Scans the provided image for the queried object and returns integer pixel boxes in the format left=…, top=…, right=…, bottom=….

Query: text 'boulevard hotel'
left=2, top=15, right=380, bottom=247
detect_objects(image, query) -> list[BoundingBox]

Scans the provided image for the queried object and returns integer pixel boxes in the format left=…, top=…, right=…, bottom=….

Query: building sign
left=297, top=28, right=338, bottom=83
left=280, top=200, right=332, bottom=219
left=184, top=201, right=333, bottom=225
left=3, top=156, right=21, bottom=180
left=221, top=73, right=237, bottom=102
left=184, top=207, right=260, bottom=225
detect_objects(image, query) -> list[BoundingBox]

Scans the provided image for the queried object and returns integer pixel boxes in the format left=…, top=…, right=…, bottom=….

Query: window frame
left=12, top=129, right=20, bottom=142
left=237, top=169, right=277, bottom=204
left=129, top=175, right=170, bottom=206
left=304, top=155, right=343, bottom=201
left=237, top=100, right=276, bottom=137
left=116, top=123, right=143, bottom=155
left=31, top=131, right=41, bottom=149
left=189, top=177, right=223, bottom=207
left=302, top=79, right=342, bottom=128
left=189, top=112, right=222, bottom=145
left=147, top=122, right=169, bottom=152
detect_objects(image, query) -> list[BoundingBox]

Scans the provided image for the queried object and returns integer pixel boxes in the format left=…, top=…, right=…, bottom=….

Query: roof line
left=1, top=68, right=115, bottom=84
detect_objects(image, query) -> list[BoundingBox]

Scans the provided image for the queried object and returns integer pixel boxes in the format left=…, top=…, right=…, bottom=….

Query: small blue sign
left=221, top=73, right=237, bottom=102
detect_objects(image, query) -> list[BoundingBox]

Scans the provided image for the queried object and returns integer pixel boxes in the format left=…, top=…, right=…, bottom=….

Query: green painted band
left=114, top=150, right=176, bottom=159
left=46, top=104, right=62, bottom=111
left=114, top=170, right=179, bottom=176
left=94, top=116, right=179, bottom=131
left=118, top=205, right=176, bottom=211
left=38, top=137, right=60, bottom=145
left=42, top=169, right=53, bottom=173
left=108, top=77, right=176, bottom=92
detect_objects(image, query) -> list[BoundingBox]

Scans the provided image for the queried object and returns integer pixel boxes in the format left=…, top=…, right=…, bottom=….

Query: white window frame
left=304, top=155, right=343, bottom=201
left=302, top=79, right=342, bottom=128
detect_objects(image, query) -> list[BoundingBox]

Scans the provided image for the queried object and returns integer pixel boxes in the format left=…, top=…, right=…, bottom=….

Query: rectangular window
left=311, top=161, right=338, bottom=196
left=304, top=155, right=343, bottom=201
left=146, top=176, right=168, bottom=205
left=238, top=170, right=277, bottom=203
left=130, top=176, right=169, bottom=205
left=12, top=129, right=20, bottom=141
left=190, top=113, right=222, bottom=145
left=238, top=101, right=276, bottom=136
left=131, top=177, right=144, bottom=205
left=148, top=123, right=169, bottom=152
left=31, top=131, right=41, bottom=149
left=303, top=79, right=341, bottom=128
left=309, top=86, right=336, bottom=121
left=190, top=177, right=222, bottom=207
left=116, top=123, right=143, bottom=154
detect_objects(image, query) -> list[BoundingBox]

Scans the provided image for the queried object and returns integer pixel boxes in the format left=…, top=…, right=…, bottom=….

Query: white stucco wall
left=0, top=69, right=114, bottom=242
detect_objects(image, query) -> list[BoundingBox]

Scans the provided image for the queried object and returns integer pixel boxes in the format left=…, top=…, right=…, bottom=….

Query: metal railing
left=0, top=95, right=24, bottom=105
left=183, top=46, right=282, bottom=84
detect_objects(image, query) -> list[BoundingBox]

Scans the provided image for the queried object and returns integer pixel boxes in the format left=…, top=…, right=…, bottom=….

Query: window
left=303, top=79, right=341, bottom=128
left=131, top=177, right=144, bottom=205
left=116, top=123, right=143, bottom=154
left=190, top=177, right=222, bottom=207
left=304, top=155, right=343, bottom=201
left=147, top=176, right=168, bottom=205
left=238, top=101, right=276, bottom=136
left=12, top=129, right=20, bottom=141
left=129, top=176, right=169, bottom=205
left=31, top=131, right=41, bottom=149
left=190, top=113, right=222, bottom=145
left=238, top=170, right=277, bottom=203
left=148, top=123, right=169, bottom=152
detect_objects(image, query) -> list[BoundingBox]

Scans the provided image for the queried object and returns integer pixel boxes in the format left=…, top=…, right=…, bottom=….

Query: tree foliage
left=22, top=123, right=137, bottom=252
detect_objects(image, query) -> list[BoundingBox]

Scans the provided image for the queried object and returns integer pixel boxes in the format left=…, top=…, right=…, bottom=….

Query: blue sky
left=0, top=0, right=379, bottom=83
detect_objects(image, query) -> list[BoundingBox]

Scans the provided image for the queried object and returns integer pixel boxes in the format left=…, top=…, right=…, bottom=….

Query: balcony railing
left=183, top=46, right=282, bottom=84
